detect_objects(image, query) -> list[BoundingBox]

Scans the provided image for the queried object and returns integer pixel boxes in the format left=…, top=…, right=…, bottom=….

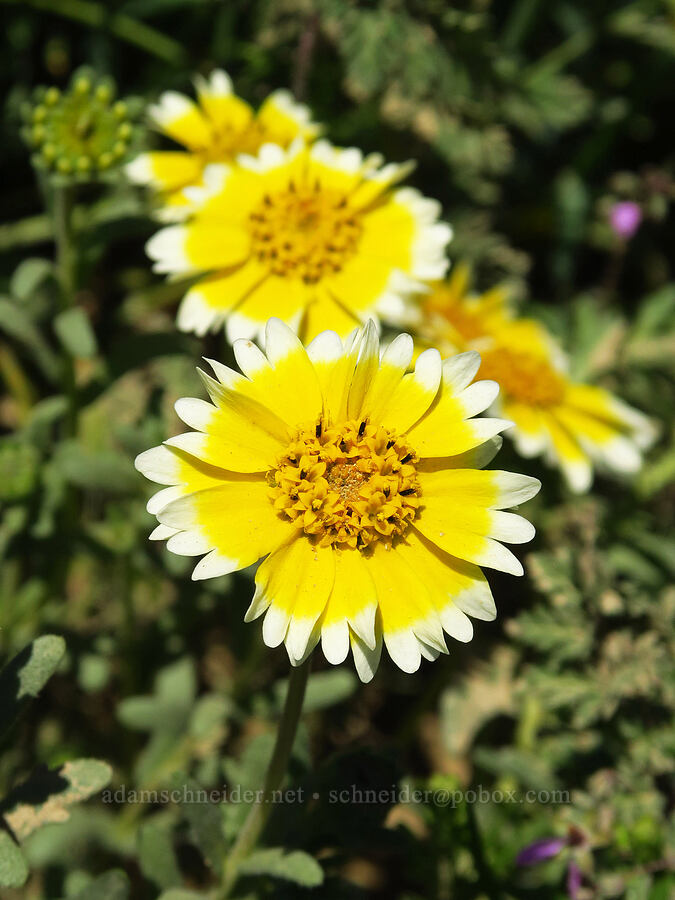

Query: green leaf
left=138, top=819, right=182, bottom=889
left=71, top=869, right=130, bottom=900
left=238, top=847, right=323, bottom=887
left=173, top=774, right=225, bottom=874
left=53, top=307, right=98, bottom=359
left=53, top=441, right=138, bottom=493
left=632, top=284, right=675, bottom=339
left=78, top=654, right=111, bottom=693
left=0, top=830, right=28, bottom=888
left=10, top=258, right=54, bottom=300
left=0, top=635, right=65, bottom=738
left=0, top=297, right=60, bottom=380
left=2, top=759, right=112, bottom=841
left=118, top=658, right=197, bottom=733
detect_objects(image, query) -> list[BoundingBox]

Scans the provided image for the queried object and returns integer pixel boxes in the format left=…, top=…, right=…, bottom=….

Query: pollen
left=479, top=346, right=566, bottom=407
left=249, top=182, right=362, bottom=283
left=268, top=419, right=421, bottom=549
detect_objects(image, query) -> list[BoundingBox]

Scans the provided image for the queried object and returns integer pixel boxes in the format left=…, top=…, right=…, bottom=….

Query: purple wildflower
left=609, top=201, right=642, bottom=240
left=516, top=836, right=566, bottom=866
left=566, top=860, right=583, bottom=898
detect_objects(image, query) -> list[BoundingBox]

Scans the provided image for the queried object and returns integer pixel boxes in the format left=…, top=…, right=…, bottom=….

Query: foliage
left=0, top=0, right=674, bottom=898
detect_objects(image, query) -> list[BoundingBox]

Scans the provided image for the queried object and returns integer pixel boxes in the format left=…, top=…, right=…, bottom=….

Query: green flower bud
left=95, top=83, right=113, bottom=103
left=22, top=72, right=135, bottom=181
left=74, top=76, right=91, bottom=95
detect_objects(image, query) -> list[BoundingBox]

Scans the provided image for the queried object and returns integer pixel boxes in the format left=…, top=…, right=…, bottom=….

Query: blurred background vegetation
left=1, top=1, right=674, bottom=898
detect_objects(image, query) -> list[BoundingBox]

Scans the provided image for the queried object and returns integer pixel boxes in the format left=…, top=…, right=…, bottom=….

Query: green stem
left=219, top=659, right=311, bottom=898
left=53, top=185, right=79, bottom=438
left=54, top=185, right=76, bottom=308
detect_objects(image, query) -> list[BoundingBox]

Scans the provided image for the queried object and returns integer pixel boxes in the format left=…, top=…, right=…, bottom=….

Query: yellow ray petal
left=128, top=151, right=202, bottom=192
left=301, top=287, right=362, bottom=343
left=364, top=543, right=446, bottom=672
left=398, top=529, right=495, bottom=635
left=183, top=223, right=251, bottom=271
left=375, top=348, right=442, bottom=434
left=157, top=478, right=291, bottom=577
left=227, top=319, right=324, bottom=429
left=541, top=410, right=592, bottom=493
left=321, top=548, right=378, bottom=661
left=229, top=275, right=309, bottom=338
left=326, top=254, right=395, bottom=316
left=177, top=261, right=269, bottom=335
left=166, top=380, right=290, bottom=472
left=200, top=93, right=253, bottom=136
left=356, top=199, right=415, bottom=269
left=256, top=91, right=318, bottom=146
left=152, top=92, right=213, bottom=150
left=254, top=538, right=335, bottom=652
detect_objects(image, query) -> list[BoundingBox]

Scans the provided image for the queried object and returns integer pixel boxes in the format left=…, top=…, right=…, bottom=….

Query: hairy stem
left=219, top=659, right=311, bottom=897
left=53, top=185, right=79, bottom=438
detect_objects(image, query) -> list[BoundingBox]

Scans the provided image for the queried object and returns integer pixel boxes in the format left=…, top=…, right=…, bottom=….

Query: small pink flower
left=609, top=201, right=642, bottom=240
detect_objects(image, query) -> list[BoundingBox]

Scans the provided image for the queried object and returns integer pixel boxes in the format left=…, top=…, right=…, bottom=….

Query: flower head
left=135, top=319, right=539, bottom=680
left=145, top=141, right=452, bottom=342
left=417, top=270, right=656, bottom=493
left=22, top=69, right=134, bottom=180
left=126, top=69, right=320, bottom=215
left=516, top=836, right=566, bottom=866
left=609, top=200, right=642, bottom=240
left=516, top=829, right=587, bottom=899
left=472, top=320, right=656, bottom=493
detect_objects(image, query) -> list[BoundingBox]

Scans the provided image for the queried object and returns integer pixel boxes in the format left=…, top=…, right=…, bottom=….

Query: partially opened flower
left=145, top=140, right=452, bottom=342
left=472, top=319, right=656, bottom=492
left=126, top=69, right=319, bottom=216
left=135, top=319, right=539, bottom=681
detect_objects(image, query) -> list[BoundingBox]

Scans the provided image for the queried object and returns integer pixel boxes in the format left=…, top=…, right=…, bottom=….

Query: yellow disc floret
left=479, top=346, right=566, bottom=407
left=249, top=183, right=362, bottom=283
left=269, top=419, right=420, bottom=549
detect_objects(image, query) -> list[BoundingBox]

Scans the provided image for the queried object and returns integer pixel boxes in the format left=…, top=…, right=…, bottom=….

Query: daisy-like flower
left=145, top=140, right=452, bottom=342
left=459, top=318, right=654, bottom=493
left=126, top=69, right=319, bottom=216
left=135, top=318, right=539, bottom=681
left=418, top=269, right=656, bottom=492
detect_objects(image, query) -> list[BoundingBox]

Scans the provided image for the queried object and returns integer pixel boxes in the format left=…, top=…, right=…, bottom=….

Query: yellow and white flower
left=145, top=140, right=452, bottom=342
left=476, top=321, right=656, bottom=492
left=126, top=69, right=320, bottom=216
left=135, top=318, right=539, bottom=680
left=418, top=269, right=657, bottom=492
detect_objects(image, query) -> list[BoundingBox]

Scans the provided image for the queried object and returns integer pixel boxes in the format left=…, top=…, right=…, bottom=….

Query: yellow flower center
left=269, top=419, right=420, bottom=549
left=479, top=347, right=566, bottom=407
left=249, top=183, right=362, bottom=283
